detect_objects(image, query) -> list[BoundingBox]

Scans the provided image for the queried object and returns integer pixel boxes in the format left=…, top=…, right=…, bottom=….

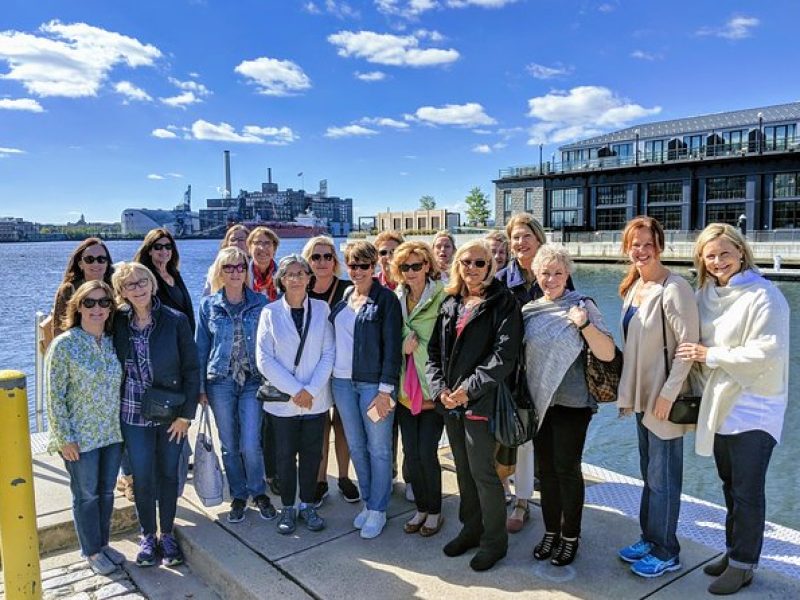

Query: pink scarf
left=404, top=354, right=424, bottom=415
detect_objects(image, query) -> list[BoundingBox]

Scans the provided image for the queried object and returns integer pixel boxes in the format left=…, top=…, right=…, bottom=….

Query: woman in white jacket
left=256, top=255, right=335, bottom=535
left=678, top=223, right=790, bottom=596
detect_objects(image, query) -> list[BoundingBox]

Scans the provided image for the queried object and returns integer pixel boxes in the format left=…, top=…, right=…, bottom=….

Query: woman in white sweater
left=256, top=255, right=335, bottom=536
left=678, top=223, right=790, bottom=596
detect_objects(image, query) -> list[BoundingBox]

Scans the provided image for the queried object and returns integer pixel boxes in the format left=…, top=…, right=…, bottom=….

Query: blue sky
left=1, top=0, right=798, bottom=224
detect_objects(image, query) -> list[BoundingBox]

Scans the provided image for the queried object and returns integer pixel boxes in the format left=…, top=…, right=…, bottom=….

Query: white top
left=716, top=390, right=787, bottom=443
left=332, top=301, right=356, bottom=379
left=256, top=295, right=335, bottom=417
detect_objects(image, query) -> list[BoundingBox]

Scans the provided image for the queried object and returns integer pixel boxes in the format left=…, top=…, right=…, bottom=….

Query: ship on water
left=243, top=208, right=328, bottom=238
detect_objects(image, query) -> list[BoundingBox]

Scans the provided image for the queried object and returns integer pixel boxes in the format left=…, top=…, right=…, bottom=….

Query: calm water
left=1, top=240, right=798, bottom=529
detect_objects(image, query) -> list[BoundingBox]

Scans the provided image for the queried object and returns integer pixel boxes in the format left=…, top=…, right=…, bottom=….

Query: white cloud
left=446, top=0, right=519, bottom=7
left=328, top=30, right=459, bottom=67
left=597, top=2, right=618, bottom=12
left=167, top=172, right=183, bottom=178
left=0, top=20, right=161, bottom=97
left=472, top=144, right=491, bottom=153
left=527, top=62, right=572, bottom=79
left=304, top=2, right=322, bottom=14
left=0, top=146, right=25, bottom=157
left=324, top=124, right=379, bottom=138
left=160, top=91, right=202, bottom=108
left=305, top=1, right=360, bottom=18
left=414, top=102, right=496, bottom=127
left=493, top=141, right=507, bottom=149
left=147, top=173, right=165, bottom=180
left=375, top=0, right=517, bottom=17
left=234, top=57, right=312, bottom=96
left=354, top=70, right=386, bottom=81
left=360, top=116, right=410, bottom=129
left=630, top=50, right=662, bottom=61
left=241, top=125, right=298, bottom=145
left=168, top=77, right=211, bottom=96
left=0, top=98, right=44, bottom=112
left=697, top=15, right=759, bottom=40
left=190, top=120, right=298, bottom=145
left=114, top=81, right=152, bottom=102
left=152, top=128, right=177, bottom=139
left=160, top=77, right=211, bottom=108
left=414, top=29, right=445, bottom=42
left=526, top=85, right=661, bottom=144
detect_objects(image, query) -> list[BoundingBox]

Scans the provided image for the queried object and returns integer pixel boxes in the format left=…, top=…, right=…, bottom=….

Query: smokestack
left=224, top=150, right=231, bottom=198
left=268, top=167, right=272, bottom=184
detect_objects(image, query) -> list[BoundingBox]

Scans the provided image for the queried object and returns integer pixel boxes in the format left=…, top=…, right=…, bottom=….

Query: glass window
left=612, top=143, right=632, bottom=157
left=775, top=172, right=799, bottom=198
left=550, top=188, right=580, bottom=209
left=551, top=210, right=580, bottom=228
left=764, top=124, right=796, bottom=151
left=683, top=135, right=703, bottom=157
left=646, top=205, right=682, bottom=230
left=706, top=176, right=746, bottom=201
left=643, top=140, right=665, bottom=162
left=524, top=189, right=534, bottom=212
left=647, top=181, right=682, bottom=204
left=503, top=190, right=512, bottom=211
left=596, top=208, right=628, bottom=230
left=706, top=203, right=745, bottom=225
left=549, top=187, right=582, bottom=228
left=722, top=130, right=745, bottom=151
left=596, top=185, right=627, bottom=206
left=773, top=201, right=800, bottom=228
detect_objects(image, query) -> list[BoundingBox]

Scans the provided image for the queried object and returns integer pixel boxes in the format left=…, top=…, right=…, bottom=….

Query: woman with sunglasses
left=427, top=240, right=522, bottom=571
left=391, top=241, right=447, bottom=537
left=301, top=236, right=360, bottom=506
left=196, top=248, right=276, bottom=524
left=45, top=281, right=123, bottom=576
left=111, top=262, right=200, bottom=568
left=134, top=228, right=195, bottom=332
left=375, top=231, right=405, bottom=291
left=330, top=241, right=402, bottom=539
left=202, top=224, right=250, bottom=296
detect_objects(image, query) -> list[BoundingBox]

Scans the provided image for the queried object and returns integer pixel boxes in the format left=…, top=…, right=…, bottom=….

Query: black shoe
left=443, top=535, right=480, bottom=557
left=704, top=554, right=729, bottom=577
left=338, top=477, right=361, bottom=503
left=470, top=550, right=506, bottom=572
left=267, top=477, right=281, bottom=496
left=708, top=566, right=753, bottom=595
left=533, top=532, right=560, bottom=561
left=227, top=498, right=247, bottom=523
left=254, top=494, right=277, bottom=520
left=551, top=537, right=579, bottom=567
left=533, top=477, right=541, bottom=492
left=313, top=481, right=329, bottom=508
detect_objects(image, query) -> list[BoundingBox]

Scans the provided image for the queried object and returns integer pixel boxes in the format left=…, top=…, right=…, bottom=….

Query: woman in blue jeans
left=112, top=262, right=200, bottom=568
left=45, top=280, right=123, bottom=576
left=330, top=241, right=402, bottom=540
left=196, top=247, right=275, bottom=524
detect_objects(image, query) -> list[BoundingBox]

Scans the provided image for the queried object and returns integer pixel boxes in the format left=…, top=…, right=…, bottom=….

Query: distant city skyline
left=1, top=1, right=798, bottom=223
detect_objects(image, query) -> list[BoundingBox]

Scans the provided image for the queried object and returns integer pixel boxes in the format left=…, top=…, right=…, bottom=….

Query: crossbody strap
left=292, top=299, right=313, bottom=372
left=658, top=276, right=671, bottom=377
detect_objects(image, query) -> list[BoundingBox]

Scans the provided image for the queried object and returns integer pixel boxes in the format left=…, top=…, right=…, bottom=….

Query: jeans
left=534, top=406, right=592, bottom=539
left=636, top=413, right=683, bottom=560
left=397, top=403, right=444, bottom=514
left=445, top=411, right=507, bottom=555
left=270, top=413, right=326, bottom=507
left=120, top=449, right=132, bottom=477
left=207, top=377, right=266, bottom=500
left=714, top=430, right=776, bottom=569
left=63, top=443, right=123, bottom=556
left=122, top=422, right=185, bottom=535
left=331, top=378, right=394, bottom=512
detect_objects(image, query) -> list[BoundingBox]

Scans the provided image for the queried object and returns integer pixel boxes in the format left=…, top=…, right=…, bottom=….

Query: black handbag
left=659, top=279, right=701, bottom=425
left=129, top=340, right=186, bottom=424
left=258, top=301, right=313, bottom=403
left=493, top=346, right=538, bottom=448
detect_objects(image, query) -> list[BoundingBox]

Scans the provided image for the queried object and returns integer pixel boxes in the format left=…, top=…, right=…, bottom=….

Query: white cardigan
left=256, top=295, right=335, bottom=417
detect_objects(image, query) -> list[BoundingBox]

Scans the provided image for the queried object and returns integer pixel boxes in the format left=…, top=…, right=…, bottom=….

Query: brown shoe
left=420, top=515, right=444, bottom=537
left=506, top=502, right=529, bottom=533
left=404, top=513, right=427, bottom=534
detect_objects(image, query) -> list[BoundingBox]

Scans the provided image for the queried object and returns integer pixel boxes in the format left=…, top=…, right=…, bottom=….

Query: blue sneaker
left=618, top=539, right=653, bottom=563
left=631, top=554, right=681, bottom=578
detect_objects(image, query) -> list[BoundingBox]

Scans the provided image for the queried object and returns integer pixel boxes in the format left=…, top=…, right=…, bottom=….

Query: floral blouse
left=45, top=328, right=123, bottom=454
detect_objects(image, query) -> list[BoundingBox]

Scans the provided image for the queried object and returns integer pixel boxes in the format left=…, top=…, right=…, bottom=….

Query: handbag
left=659, top=283, right=701, bottom=425
left=129, top=339, right=186, bottom=423
left=257, top=300, right=313, bottom=402
left=493, top=346, right=538, bottom=447
left=193, top=405, right=224, bottom=507
left=585, top=346, right=624, bottom=403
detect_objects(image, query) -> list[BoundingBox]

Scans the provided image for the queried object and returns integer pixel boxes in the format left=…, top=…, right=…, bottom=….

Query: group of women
left=45, top=217, right=789, bottom=595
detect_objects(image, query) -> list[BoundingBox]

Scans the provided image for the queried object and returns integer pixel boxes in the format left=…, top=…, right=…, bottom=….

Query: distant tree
left=419, top=195, right=436, bottom=210
left=465, top=187, right=490, bottom=226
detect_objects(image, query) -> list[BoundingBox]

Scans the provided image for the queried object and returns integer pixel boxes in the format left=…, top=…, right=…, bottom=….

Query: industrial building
left=376, top=209, right=461, bottom=232
left=122, top=186, right=200, bottom=236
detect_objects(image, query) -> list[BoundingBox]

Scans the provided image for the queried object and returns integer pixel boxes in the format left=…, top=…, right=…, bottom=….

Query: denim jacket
left=196, top=287, right=268, bottom=392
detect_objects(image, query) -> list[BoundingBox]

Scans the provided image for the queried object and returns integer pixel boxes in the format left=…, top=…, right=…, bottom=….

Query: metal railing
left=552, top=229, right=800, bottom=244
left=33, top=311, right=46, bottom=433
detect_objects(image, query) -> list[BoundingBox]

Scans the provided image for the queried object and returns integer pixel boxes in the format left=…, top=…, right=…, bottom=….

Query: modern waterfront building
left=494, top=102, right=800, bottom=233
left=376, top=209, right=461, bottom=232
left=122, top=186, right=200, bottom=236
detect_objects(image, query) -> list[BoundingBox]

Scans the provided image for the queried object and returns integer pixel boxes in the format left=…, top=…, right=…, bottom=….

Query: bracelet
left=577, top=320, right=590, bottom=331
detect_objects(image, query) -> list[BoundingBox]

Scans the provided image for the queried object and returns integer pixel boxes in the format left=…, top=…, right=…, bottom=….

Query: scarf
left=252, top=260, right=277, bottom=301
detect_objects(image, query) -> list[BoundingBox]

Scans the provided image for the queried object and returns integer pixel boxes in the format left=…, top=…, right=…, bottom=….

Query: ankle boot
left=703, top=554, right=729, bottom=577
left=708, top=566, right=753, bottom=595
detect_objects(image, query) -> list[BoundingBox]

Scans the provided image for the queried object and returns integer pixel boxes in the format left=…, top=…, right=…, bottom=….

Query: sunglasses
left=459, top=259, right=487, bottom=269
left=347, top=263, right=373, bottom=271
left=81, top=255, right=109, bottom=265
left=399, top=262, right=426, bottom=273
left=310, top=253, right=334, bottom=262
left=222, top=264, right=247, bottom=274
left=152, top=243, right=174, bottom=251
left=81, top=297, right=112, bottom=309
left=123, top=278, right=150, bottom=292
left=378, top=249, right=395, bottom=257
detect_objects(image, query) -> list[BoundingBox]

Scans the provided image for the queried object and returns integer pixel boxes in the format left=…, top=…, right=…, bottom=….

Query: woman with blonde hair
left=615, top=217, right=699, bottom=578
left=202, top=224, right=250, bottom=296
left=677, top=224, right=789, bottom=595
left=196, top=247, right=275, bottom=524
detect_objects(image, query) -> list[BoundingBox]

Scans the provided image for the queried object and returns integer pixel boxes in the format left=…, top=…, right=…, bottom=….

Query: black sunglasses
left=378, top=249, right=394, bottom=257
left=81, top=297, right=113, bottom=309
left=459, top=259, right=487, bottom=269
left=399, top=262, right=426, bottom=273
left=311, top=253, right=334, bottom=262
left=153, top=242, right=174, bottom=251
left=81, top=255, right=108, bottom=265
left=222, top=264, right=247, bottom=274
left=347, top=263, right=373, bottom=271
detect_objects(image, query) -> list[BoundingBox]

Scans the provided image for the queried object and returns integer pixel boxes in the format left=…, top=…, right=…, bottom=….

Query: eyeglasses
left=459, top=259, right=487, bottom=269
left=310, top=253, right=334, bottom=262
left=81, top=255, right=109, bottom=265
left=252, top=241, right=273, bottom=248
left=229, top=236, right=247, bottom=243
left=399, top=262, right=426, bottom=273
left=81, top=297, right=112, bottom=309
left=152, top=243, right=173, bottom=251
left=347, top=263, right=373, bottom=271
left=283, top=271, right=309, bottom=280
left=123, top=278, right=150, bottom=292
left=222, top=264, right=247, bottom=274
left=378, top=249, right=395, bottom=257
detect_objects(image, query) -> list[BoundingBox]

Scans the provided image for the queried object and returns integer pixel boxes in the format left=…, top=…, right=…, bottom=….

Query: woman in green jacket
left=393, top=241, right=447, bottom=537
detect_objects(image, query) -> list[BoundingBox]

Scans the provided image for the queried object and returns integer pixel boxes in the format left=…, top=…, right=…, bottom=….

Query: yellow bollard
left=0, top=370, right=42, bottom=599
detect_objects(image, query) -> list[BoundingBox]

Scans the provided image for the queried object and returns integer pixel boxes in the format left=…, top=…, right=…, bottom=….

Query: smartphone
left=367, top=397, right=396, bottom=422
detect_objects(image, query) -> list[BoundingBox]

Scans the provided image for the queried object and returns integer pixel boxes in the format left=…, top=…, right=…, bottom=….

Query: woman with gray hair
left=523, top=245, right=615, bottom=567
left=256, top=255, right=335, bottom=535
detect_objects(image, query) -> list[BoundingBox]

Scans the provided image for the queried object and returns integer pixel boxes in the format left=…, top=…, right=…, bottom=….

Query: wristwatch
left=577, top=320, right=590, bottom=331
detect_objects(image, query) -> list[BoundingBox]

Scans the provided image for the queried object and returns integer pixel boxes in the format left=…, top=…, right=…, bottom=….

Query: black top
left=308, top=276, right=353, bottom=307
left=153, top=270, right=196, bottom=333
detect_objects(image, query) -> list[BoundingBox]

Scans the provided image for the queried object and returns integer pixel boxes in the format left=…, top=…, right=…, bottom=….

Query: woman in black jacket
left=111, top=261, right=200, bottom=569
left=427, top=239, right=522, bottom=572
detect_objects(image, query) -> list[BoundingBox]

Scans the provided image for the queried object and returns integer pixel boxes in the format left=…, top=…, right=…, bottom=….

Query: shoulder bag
left=494, top=344, right=538, bottom=448
left=258, top=300, right=313, bottom=402
left=193, top=405, right=224, bottom=507
left=581, top=297, right=624, bottom=403
left=130, top=337, right=186, bottom=424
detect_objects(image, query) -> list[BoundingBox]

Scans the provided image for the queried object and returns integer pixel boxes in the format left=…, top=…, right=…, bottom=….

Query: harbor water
left=1, top=239, right=798, bottom=531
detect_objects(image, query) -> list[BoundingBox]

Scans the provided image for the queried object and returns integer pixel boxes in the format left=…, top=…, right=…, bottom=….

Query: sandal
left=404, top=512, right=427, bottom=534
left=506, top=501, right=529, bottom=534
left=420, top=514, right=444, bottom=537
left=533, top=532, right=560, bottom=561
left=551, top=537, right=579, bottom=567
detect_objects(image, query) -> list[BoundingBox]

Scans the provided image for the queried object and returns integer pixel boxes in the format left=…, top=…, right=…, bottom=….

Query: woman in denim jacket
left=196, top=247, right=275, bottom=524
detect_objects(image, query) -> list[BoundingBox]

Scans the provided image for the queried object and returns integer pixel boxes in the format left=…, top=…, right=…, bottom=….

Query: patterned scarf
left=252, top=260, right=277, bottom=301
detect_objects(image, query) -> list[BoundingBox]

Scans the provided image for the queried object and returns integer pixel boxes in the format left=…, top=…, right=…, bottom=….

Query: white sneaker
left=360, top=510, right=387, bottom=539
left=405, top=483, right=415, bottom=503
left=353, top=506, right=369, bottom=529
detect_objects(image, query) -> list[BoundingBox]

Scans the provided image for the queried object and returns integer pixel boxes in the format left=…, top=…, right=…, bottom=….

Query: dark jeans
left=445, top=412, right=507, bottom=555
left=397, top=403, right=444, bottom=514
left=533, top=405, right=592, bottom=539
left=262, top=415, right=278, bottom=480
left=714, top=430, right=777, bottom=569
left=120, top=449, right=132, bottom=477
left=63, top=442, right=123, bottom=556
left=270, top=413, right=326, bottom=507
left=122, top=422, right=185, bottom=536
left=636, top=413, right=683, bottom=560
